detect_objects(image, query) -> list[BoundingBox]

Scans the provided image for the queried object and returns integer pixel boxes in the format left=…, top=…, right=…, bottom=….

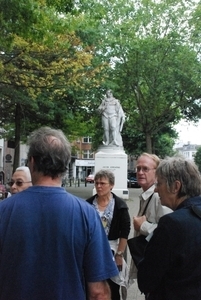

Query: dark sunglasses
left=8, top=181, right=32, bottom=187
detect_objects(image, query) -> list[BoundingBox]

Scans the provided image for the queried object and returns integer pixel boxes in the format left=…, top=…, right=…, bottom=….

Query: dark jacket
left=86, top=192, right=130, bottom=240
left=137, top=196, right=201, bottom=300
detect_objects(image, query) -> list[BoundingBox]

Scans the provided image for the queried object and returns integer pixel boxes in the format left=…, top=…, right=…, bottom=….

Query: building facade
left=174, top=142, right=200, bottom=161
left=1, top=135, right=139, bottom=184
left=72, top=137, right=95, bottom=180
left=1, top=136, right=96, bottom=184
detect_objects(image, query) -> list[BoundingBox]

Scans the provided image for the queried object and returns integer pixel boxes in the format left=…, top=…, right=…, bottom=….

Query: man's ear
left=172, top=180, right=181, bottom=194
left=28, top=157, right=35, bottom=172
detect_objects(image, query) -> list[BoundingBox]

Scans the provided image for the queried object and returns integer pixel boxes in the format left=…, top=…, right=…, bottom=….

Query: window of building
left=82, top=150, right=94, bottom=159
left=82, top=137, right=92, bottom=143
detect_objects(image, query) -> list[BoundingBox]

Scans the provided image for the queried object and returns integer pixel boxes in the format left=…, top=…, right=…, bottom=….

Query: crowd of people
left=1, top=125, right=201, bottom=300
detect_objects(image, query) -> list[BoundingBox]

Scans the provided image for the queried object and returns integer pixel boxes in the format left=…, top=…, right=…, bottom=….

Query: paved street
left=66, top=183, right=145, bottom=300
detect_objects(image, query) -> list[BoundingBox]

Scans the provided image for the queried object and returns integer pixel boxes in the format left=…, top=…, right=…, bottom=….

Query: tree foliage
left=86, top=0, right=201, bottom=153
left=0, top=1, right=106, bottom=170
left=114, top=38, right=201, bottom=152
left=122, top=123, right=178, bottom=158
left=194, top=147, right=201, bottom=172
left=1, top=0, right=201, bottom=168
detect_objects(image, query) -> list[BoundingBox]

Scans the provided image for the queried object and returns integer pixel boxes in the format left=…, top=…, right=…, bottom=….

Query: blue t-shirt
left=0, top=186, right=118, bottom=300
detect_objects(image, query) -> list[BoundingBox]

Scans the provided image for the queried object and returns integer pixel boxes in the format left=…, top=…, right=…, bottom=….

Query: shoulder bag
left=127, top=194, right=153, bottom=267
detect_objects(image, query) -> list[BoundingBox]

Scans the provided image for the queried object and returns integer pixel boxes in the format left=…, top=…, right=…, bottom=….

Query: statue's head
left=106, top=89, right=113, bottom=97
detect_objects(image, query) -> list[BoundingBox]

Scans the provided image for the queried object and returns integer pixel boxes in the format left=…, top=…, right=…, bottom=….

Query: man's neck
left=32, top=173, right=62, bottom=187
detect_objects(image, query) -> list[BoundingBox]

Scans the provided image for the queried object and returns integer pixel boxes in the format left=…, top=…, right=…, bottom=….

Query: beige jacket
left=129, top=184, right=172, bottom=282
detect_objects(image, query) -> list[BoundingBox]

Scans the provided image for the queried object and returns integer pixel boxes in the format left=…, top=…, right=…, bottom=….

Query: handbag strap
left=141, top=193, right=154, bottom=216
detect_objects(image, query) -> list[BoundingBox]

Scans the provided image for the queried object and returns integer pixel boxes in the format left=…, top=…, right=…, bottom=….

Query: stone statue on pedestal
left=98, top=90, right=125, bottom=147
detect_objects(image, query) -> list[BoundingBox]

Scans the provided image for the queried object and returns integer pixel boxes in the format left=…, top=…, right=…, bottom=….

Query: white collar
left=141, top=184, right=156, bottom=201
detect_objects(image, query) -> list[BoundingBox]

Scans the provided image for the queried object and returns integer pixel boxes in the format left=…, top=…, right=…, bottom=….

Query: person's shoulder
left=0, top=193, right=18, bottom=211
left=158, top=209, right=186, bottom=231
left=113, top=193, right=128, bottom=208
left=86, top=195, right=95, bottom=204
left=68, top=193, right=96, bottom=211
left=152, top=192, right=160, bottom=201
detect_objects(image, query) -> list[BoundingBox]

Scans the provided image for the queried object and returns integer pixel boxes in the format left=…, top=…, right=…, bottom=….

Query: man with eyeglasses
left=129, top=153, right=172, bottom=289
left=9, top=166, right=32, bottom=194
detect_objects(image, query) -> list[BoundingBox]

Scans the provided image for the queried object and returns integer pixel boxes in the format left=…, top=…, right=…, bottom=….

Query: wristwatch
left=115, top=251, right=124, bottom=257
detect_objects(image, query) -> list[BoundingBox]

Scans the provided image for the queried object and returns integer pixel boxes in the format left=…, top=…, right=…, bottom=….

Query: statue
left=98, top=90, right=125, bottom=147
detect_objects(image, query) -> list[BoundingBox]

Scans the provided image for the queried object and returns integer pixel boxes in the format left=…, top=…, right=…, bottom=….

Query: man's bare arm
left=87, top=281, right=111, bottom=300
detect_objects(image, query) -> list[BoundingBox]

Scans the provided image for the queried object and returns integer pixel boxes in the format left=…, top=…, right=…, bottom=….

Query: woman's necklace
left=97, top=197, right=110, bottom=208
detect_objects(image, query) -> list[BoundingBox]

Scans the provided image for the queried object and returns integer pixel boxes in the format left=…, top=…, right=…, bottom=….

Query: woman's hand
left=115, top=255, right=123, bottom=272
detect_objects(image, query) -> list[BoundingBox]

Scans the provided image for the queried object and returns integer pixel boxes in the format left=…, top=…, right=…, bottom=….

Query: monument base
left=93, top=145, right=129, bottom=199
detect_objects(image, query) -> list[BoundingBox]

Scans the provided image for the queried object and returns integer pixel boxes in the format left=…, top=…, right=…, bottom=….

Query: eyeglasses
left=95, top=182, right=110, bottom=186
left=136, top=166, right=156, bottom=173
left=8, top=181, right=32, bottom=187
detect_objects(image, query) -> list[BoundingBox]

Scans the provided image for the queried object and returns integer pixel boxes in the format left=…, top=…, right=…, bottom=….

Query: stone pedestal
left=93, top=145, right=129, bottom=199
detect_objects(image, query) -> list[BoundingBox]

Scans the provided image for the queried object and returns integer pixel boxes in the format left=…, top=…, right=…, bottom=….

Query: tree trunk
left=13, top=103, right=21, bottom=173
left=145, top=133, right=152, bottom=153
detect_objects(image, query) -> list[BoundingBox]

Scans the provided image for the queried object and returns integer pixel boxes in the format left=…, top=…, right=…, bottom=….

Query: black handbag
left=127, top=234, right=148, bottom=267
left=127, top=193, right=154, bottom=267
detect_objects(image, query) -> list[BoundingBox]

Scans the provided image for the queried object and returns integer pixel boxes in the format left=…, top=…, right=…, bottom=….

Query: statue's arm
left=98, top=98, right=107, bottom=113
left=117, top=104, right=126, bottom=132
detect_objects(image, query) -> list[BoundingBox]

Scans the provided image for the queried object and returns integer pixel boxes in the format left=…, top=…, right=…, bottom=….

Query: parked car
left=85, top=174, right=94, bottom=183
left=127, top=173, right=141, bottom=188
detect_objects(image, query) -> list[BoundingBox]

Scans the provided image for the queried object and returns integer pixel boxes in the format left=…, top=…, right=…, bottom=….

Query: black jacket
left=86, top=192, right=130, bottom=240
left=138, top=196, right=201, bottom=300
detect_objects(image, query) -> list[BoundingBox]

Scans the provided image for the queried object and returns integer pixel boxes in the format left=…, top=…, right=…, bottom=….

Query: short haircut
left=138, top=152, right=160, bottom=168
left=156, top=156, right=201, bottom=198
left=94, top=169, right=115, bottom=185
left=15, top=166, right=32, bottom=181
left=27, top=127, right=71, bottom=179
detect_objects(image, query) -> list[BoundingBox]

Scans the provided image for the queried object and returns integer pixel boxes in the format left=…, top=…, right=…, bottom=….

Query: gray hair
left=94, top=169, right=115, bottom=185
left=156, top=156, right=201, bottom=198
left=15, top=166, right=32, bottom=181
left=27, top=127, right=71, bottom=179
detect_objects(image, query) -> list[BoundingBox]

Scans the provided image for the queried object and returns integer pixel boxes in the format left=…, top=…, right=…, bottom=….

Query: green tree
left=0, top=5, right=105, bottom=171
left=72, top=0, right=201, bottom=155
left=189, top=1, right=201, bottom=54
left=122, top=123, right=178, bottom=158
left=0, top=0, right=76, bottom=49
left=194, top=147, right=201, bottom=172
left=114, top=38, right=201, bottom=153
left=1, top=0, right=201, bottom=164
left=90, top=0, right=201, bottom=153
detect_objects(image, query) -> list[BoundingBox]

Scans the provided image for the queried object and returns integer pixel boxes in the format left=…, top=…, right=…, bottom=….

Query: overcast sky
left=174, top=120, right=201, bottom=145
